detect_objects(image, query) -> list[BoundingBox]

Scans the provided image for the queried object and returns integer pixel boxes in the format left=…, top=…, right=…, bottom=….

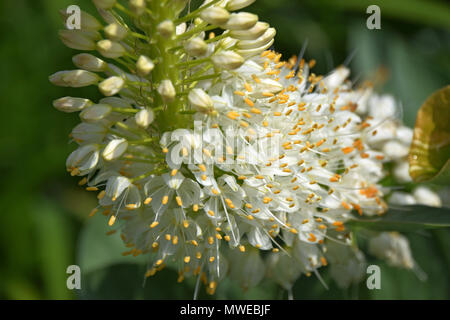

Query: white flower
left=102, top=138, right=128, bottom=161
left=51, top=0, right=416, bottom=295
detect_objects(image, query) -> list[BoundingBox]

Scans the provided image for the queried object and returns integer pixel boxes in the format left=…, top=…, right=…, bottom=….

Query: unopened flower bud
left=236, top=27, right=276, bottom=49
left=229, top=21, right=268, bottom=40
left=59, top=29, right=100, bottom=51
left=369, top=232, right=414, bottom=269
left=104, top=23, right=128, bottom=41
left=80, top=104, right=112, bottom=122
left=98, top=76, right=125, bottom=96
left=135, top=108, right=154, bottom=128
left=66, top=144, right=100, bottom=175
left=93, top=0, right=116, bottom=9
left=49, top=70, right=100, bottom=87
left=53, top=96, right=93, bottom=113
left=72, top=53, right=107, bottom=72
left=129, top=0, right=146, bottom=16
left=96, top=39, right=126, bottom=58
left=413, top=186, right=442, bottom=207
left=188, top=88, right=214, bottom=113
left=223, top=12, right=258, bottom=30
left=136, top=55, right=154, bottom=76
left=184, top=37, right=208, bottom=57
left=226, top=0, right=256, bottom=11
left=158, top=80, right=176, bottom=103
left=237, top=38, right=274, bottom=58
left=200, top=7, right=230, bottom=25
left=103, top=138, right=128, bottom=161
left=157, top=20, right=175, bottom=38
left=211, top=50, right=244, bottom=70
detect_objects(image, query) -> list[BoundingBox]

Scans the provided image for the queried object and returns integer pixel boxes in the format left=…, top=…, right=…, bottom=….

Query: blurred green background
left=0, top=0, right=449, bottom=299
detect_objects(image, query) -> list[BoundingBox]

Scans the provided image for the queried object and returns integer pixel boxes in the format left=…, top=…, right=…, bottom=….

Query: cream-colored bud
left=59, top=29, right=100, bottom=51
left=80, top=104, right=112, bottom=122
left=136, top=55, right=154, bottom=76
left=236, top=27, right=276, bottom=49
left=369, top=232, right=414, bottom=269
left=211, top=50, right=244, bottom=70
left=188, top=88, right=214, bottom=113
left=413, top=186, right=442, bottom=207
left=184, top=37, right=208, bottom=57
left=53, top=97, right=93, bottom=113
left=99, top=76, right=125, bottom=96
left=129, top=0, right=146, bottom=16
left=93, top=0, right=116, bottom=9
left=49, top=70, right=100, bottom=87
left=96, top=40, right=126, bottom=58
left=157, top=20, right=175, bottom=38
left=200, top=7, right=230, bottom=25
left=176, top=23, right=187, bottom=35
left=60, top=9, right=102, bottom=31
left=223, top=12, right=258, bottom=30
left=104, top=23, right=128, bottom=41
left=158, top=80, right=176, bottom=103
left=237, top=38, right=273, bottom=58
left=135, top=108, right=154, bottom=128
left=72, top=53, right=107, bottom=72
left=229, top=21, right=269, bottom=40
left=103, top=138, right=128, bottom=161
left=226, top=0, right=256, bottom=11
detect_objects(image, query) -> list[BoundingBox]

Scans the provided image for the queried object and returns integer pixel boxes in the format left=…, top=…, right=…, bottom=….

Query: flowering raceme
left=50, top=0, right=437, bottom=295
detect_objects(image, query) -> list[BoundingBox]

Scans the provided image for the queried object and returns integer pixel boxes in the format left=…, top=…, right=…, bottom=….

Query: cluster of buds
left=50, top=0, right=435, bottom=296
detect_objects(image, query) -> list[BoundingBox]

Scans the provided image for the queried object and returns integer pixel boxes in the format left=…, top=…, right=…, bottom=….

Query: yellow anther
left=150, top=221, right=159, bottom=228
left=108, top=215, right=116, bottom=226
left=89, top=208, right=98, bottom=217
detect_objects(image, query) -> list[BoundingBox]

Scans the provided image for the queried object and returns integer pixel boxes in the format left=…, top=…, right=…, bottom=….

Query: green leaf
left=348, top=205, right=450, bottom=232
left=409, top=85, right=450, bottom=183
left=77, top=213, right=147, bottom=275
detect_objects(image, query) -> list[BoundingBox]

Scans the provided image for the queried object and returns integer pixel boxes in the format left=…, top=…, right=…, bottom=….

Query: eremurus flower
left=50, top=0, right=435, bottom=296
